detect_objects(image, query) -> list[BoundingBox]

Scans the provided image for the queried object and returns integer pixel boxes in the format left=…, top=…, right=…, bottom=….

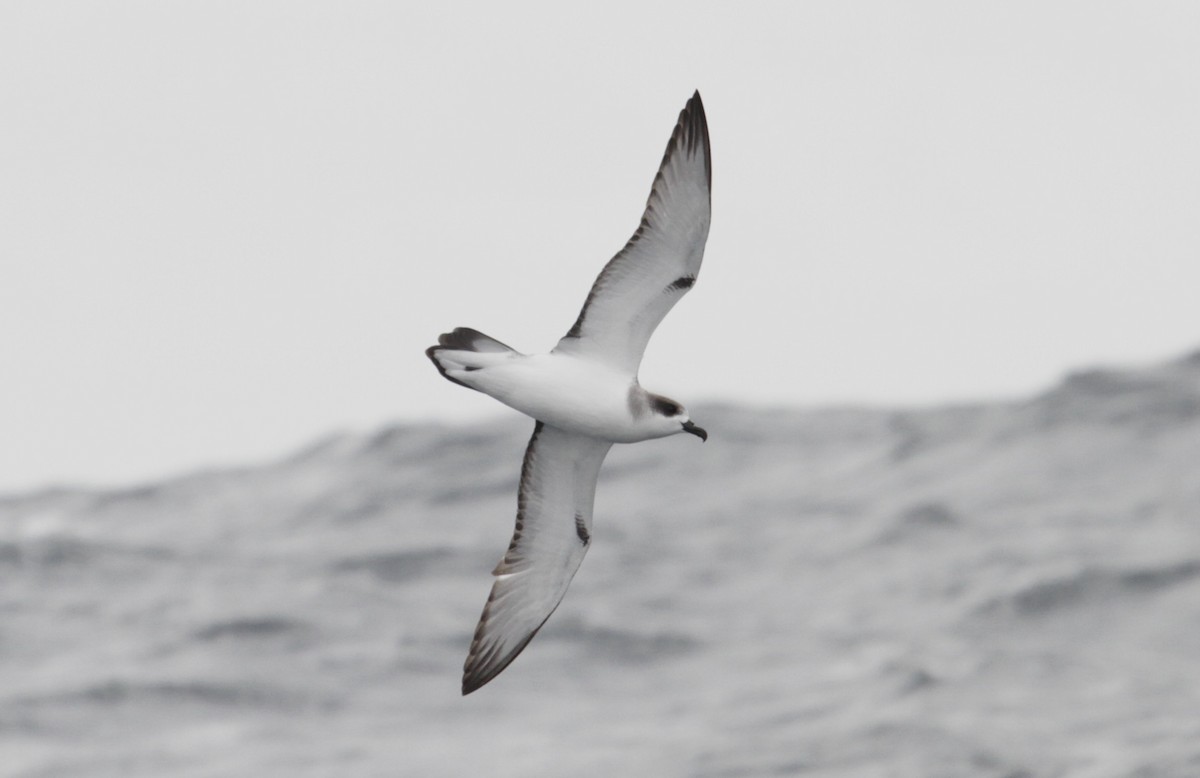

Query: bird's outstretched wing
left=553, top=91, right=712, bottom=375
left=462, top=422, right=613, bottom=694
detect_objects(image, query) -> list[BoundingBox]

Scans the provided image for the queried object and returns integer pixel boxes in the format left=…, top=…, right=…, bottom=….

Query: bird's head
left=648, top=394, right=707, bottom=442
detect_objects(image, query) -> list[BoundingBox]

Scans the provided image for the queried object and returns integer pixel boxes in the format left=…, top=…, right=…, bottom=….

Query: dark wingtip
left=557, top=91, right=711, bottom=344
left=660, top=91, right=710, bottom=179
left=460, top=623, right=545, bottom=696
left=677, top=90, right=711, bottom=191
left=461, top=649, right=498, bottom=696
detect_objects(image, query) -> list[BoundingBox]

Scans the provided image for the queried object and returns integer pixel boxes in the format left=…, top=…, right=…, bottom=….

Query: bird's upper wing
left=461, top=422, right=613, bottom=694
left=552, top=91, right=712, bottom=375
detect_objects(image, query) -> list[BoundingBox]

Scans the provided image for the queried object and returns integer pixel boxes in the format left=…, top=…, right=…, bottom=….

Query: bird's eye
left=652, top=397, right=681, bottom=416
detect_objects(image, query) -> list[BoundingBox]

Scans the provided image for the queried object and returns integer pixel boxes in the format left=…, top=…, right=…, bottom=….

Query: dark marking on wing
left=666, top=275, right=696, bottom=293
left=575, top=512, right=590, bottom=546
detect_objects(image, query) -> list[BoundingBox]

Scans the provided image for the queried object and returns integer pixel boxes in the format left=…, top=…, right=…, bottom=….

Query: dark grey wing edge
left=461, top=422, right=548, bottom=695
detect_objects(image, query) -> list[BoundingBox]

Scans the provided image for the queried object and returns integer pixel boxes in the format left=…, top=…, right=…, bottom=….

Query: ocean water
left=3, top=354, right=1200, bottom=777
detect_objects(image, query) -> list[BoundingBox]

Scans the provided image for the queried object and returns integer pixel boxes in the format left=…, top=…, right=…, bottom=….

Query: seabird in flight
left=426, top=91, right=712, bottom=694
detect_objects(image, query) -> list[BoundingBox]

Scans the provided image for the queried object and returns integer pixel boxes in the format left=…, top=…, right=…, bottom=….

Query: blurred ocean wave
left=3, top=352, right=1200, bottom=777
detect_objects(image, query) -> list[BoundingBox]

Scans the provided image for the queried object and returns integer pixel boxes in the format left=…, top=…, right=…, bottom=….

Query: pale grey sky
left=2, top=2, right=1198, bottom=493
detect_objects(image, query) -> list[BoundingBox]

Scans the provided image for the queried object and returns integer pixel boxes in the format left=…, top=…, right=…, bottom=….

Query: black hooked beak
left=681, top=420, right=708, bottom=442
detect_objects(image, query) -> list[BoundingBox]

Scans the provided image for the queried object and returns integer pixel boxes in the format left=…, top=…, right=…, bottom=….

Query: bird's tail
left=425, top=327, right=519, bottom=390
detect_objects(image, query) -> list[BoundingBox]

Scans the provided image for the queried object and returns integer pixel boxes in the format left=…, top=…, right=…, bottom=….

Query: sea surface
left=3, top=354, right=1200, bottom=777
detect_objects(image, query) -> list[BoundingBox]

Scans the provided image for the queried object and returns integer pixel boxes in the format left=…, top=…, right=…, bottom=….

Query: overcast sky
left=2, top=2, right=1198, bottom=493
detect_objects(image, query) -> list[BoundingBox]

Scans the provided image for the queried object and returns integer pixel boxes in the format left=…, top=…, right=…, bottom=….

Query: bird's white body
left=439, top=351, right=679, bottom=443
left=426, top=91, right=712, bottom=694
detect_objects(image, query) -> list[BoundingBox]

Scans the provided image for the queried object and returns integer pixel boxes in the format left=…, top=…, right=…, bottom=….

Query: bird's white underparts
left=426, top=91, right=712, bottom=695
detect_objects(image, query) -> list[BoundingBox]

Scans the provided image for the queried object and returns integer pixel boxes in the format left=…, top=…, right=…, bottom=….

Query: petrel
left=426, top=91, right=712, bottom=694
